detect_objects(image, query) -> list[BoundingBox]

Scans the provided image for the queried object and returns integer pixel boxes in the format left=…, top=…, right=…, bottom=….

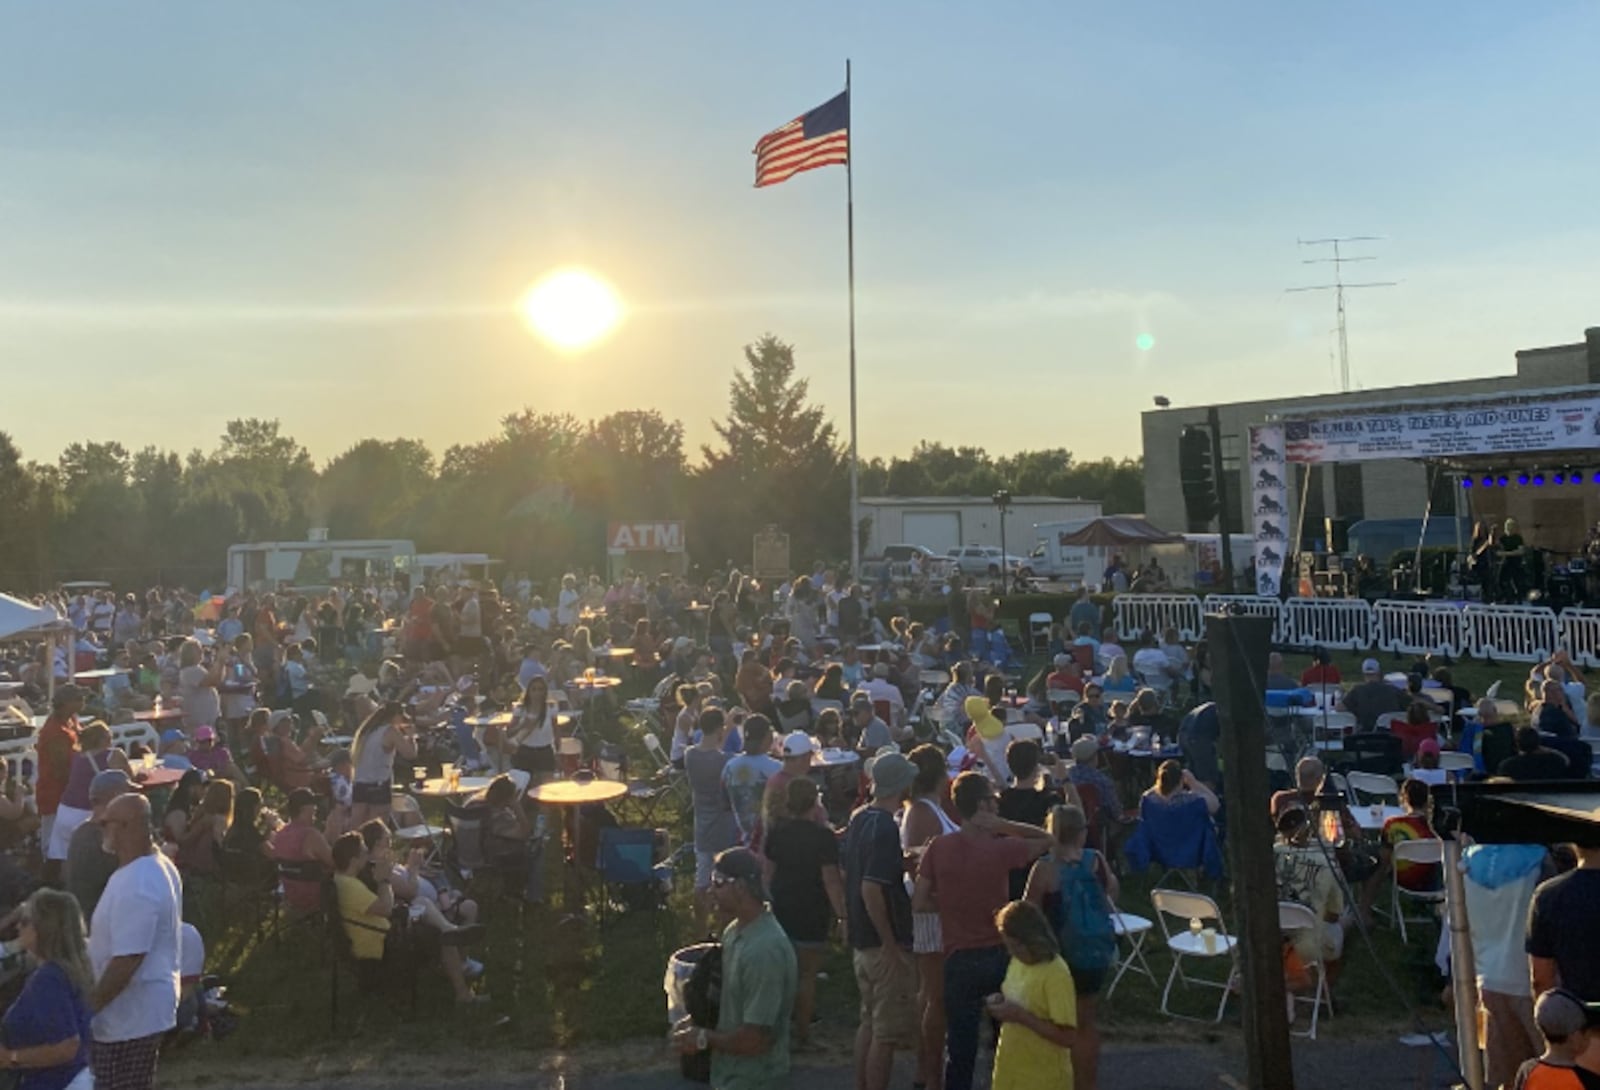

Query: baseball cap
left=780, top=731, right=815, bottom=758
left=1535, top=989, right=1597, bottom=1039
left=1053, top=653, right=1070, bottom=668
left=193, top=725, right=217, bottom=743
left=1361, top=658, right=1381, bottom=675
left=160, top=728, right=186, bottom=746
left=850, top=691, right=873, bottom=708
left=867, top=751, right=917, bottom=799
left=1071, top=736, right=1101, bottom=763
left=712, top=847, right=765, bottom=895
left=1416, top=737, right=1440, bottom=757
left=89, top=768, right=134, bottom=804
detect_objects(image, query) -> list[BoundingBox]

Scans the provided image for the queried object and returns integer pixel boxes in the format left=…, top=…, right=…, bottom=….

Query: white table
left=1353, top=804, right=1405, bottom=832
left=812, top=749, right=860, bottom=769
left=412, top=775, right=492, bottom=798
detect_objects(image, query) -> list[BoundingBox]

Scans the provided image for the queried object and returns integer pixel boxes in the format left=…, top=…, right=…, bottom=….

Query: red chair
left=1069, top=645, right=1096, bottom=674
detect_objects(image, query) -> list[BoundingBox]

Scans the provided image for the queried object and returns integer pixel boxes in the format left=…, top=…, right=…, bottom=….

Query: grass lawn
left=166, top=641, right=1535, bottom=1078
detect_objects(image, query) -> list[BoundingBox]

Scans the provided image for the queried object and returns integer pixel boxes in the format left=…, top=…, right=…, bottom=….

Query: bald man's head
left=101, top=792, right=154, bottom=863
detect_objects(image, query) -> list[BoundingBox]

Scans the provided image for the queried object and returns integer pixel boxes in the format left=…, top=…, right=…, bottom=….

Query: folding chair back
left=1277, top=900, right=1332, bottom=1038
left=1393, top=837, right=1443, bottom=867
left=1436, top=752, right=1475, bottom=775
left=444, top=802, right=492, bottom=873
left=1345, top=771, right=1399, bottom=805
left=1389, top=837, right=1445, bottom=942
left=1340, top=732, right=1404, bottom=776
left=1151, top=888, right=1226, bottom=937
left=642, top=732, right=672, bottom=772
left=596, top=743, right=627, bottom=783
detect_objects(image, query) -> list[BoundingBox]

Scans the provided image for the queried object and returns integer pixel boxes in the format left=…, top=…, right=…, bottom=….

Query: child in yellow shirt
left=988, top=899, right=1078, bottom=1090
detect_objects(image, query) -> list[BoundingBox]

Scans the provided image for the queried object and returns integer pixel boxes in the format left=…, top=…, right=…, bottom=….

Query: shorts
left=38, top=814, right=56, bottom=854
left=513, top=745, right=556, bottom=774
left=912, top=911, right=943, bottom=956
left=1070, top=964, right=1107, bottom=997
left=352, top=780, right=391, bottom=806
left=852, top=946, right=918, bottom=1047
left=694, top=849, right=717, bottom=892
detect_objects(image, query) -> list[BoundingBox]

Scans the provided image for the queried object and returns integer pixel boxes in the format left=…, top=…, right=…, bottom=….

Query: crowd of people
left=2, top=562, right=1600, bottom=1090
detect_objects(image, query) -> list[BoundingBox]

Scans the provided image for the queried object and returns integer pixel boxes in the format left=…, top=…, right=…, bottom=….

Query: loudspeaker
left=1324, top=517, right=1350, bottom=555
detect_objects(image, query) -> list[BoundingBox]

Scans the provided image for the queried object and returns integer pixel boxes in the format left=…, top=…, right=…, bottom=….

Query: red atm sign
left=607, top=521, right=685, bottom=553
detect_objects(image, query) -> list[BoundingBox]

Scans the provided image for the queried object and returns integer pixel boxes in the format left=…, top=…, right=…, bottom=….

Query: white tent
left=0, top=594, right=65, bottom=642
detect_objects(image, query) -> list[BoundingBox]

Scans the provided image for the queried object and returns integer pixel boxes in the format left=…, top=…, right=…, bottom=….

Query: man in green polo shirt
left=674, top=847, right=798, bottom=1089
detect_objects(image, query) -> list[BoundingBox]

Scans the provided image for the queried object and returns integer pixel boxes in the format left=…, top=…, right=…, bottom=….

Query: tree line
left=0, top=335, right=1143, bottom=590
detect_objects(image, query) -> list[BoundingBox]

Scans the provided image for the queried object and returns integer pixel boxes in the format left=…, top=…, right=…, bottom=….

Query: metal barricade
left=1112, top=594, right=1205, bottom=643
left=1373, top=600, right=1467, bottom=659
left=1462, top=604, right=1560, bottom=663
left=1558, top=608, right=1600, bottom=668
left=1281, top=598, right=1375, bottom=650
left=1201, top=595, right=1287, bottom=643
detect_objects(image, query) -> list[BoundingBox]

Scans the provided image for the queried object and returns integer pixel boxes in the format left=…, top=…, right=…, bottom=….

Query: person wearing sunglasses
left=2, top=889, right=94, bottom=1090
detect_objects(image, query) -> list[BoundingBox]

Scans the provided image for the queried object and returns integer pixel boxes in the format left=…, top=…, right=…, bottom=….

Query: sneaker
left=463, top=958, right=485, bottom=980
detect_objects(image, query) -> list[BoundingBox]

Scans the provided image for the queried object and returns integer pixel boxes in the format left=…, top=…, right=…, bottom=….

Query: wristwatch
left=695, top=1029, right=708, bottom=1052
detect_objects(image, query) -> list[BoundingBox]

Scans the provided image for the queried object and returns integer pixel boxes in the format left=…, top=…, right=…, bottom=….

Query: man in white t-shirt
left=89, top=793, right=182, bottom=1090
left=526, top=597, right=552, bottom=633
left=860, top=663, right=906, bottom=727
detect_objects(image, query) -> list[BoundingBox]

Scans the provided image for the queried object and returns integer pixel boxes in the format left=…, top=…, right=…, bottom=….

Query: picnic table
left=132, top=766, right=186, bottom=791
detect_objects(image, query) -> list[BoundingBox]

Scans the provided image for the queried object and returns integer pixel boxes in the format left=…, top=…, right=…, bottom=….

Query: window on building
left=1333, top=463, right=1364, bottom=521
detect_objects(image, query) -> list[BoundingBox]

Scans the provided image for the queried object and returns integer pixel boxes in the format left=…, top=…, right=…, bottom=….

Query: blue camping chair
left=595, top=827, right=667, bottom=927
left=1123, top=793, right=1224, bottom=888
left=987, top=629, right=1025, bottom=673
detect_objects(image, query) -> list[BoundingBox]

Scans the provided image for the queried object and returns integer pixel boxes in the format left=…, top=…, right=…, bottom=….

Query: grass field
left=165, top=642, right=1539, bottom=1079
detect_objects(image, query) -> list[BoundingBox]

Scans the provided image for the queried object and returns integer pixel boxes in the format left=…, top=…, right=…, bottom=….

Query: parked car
left=947, top=544, right=1032, bottom=577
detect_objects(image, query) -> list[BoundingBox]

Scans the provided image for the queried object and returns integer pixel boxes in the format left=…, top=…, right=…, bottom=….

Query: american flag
left=754, top=90, right=849, bottom=188
left=1284, top=420, right=1323, bottom=463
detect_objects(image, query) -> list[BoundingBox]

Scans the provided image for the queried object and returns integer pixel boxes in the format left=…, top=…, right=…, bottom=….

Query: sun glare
left=520, top=268, right=623, bottom=351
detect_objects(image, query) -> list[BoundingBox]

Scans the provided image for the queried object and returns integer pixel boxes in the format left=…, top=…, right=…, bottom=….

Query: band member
left=1498, top=518, right=1528, bottom=602
left=1469, top=519, right=1498, bottom=596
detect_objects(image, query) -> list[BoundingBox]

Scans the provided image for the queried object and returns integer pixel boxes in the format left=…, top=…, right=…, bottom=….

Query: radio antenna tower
left=1287, top=236, right=1398, bottom=392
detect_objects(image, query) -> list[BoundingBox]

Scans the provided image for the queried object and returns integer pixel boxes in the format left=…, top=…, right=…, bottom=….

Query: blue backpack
left=1054, top=850, right=1117, bottom=972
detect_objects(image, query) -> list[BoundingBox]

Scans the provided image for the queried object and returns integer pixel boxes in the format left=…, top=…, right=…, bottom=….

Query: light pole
left=992, top=488, right=1013, bottom=593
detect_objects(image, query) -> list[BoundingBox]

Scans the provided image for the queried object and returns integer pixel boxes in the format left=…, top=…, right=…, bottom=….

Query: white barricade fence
left=1201, top=595, right=1287, bottom=643
left=1373, top=600, right=1467, bottom=659
left=1462, top=604, right=1560, bottom=663
left=1113, top=594, right=1205, bottom=644
left=1281, top=598, right=1375, bottom=651
left=1558, top=608, right=1600, bottom=668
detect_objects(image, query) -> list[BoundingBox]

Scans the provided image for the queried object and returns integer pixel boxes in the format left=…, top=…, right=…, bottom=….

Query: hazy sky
left=4, top=2, right=1598, bottom=468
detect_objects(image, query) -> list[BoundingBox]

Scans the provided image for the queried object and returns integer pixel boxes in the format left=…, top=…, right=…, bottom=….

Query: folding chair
left=1105, top=910, right=1157, bottom=999
left=1389, top=838, right=1444, bottom=944
left=1027, top=612, right=1053, bottom=654
left=1435, top=752, right=1475, bottom=778
left=596, top=742, right=666, bottom=825
left=1278, top=901, right=1333, bottom=1039
left=1150, top=888, right=1238, bottom=1022
left=1345, top=771, right=1400, bottom=806
left=1338, top=733, right=1405, bottom=777
left=641, top=732, right=688, bottom=807
left=594, top=826, right=667, bottom=927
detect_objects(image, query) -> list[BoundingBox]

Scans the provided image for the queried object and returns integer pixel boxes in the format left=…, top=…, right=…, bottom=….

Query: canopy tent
left=0, top=594, right=66, bottom=643
left=1056, top=516, right=1183, bottom=549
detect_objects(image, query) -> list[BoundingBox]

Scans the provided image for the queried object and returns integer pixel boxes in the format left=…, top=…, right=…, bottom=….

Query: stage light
left=1481, top=475, right=1494, bottom=487
left=1461, top=477, right=1473, bottom=489
left=1517, top=474, right=1530, bottom=486
left=1554, top=472, right=1566, bottom=485
left=1532, top=474, right=1545, bottom=487
left=1497, top=476, right=1509, bottom=487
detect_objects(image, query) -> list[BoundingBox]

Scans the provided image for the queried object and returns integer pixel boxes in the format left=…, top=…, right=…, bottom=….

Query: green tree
left=319, top=438, right=435, bottom=539
left=695, top=335, right=848, bottom=568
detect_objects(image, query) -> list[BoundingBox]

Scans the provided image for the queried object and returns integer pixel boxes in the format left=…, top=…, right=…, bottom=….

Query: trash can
left=666, top=942, right=718, bottom=1083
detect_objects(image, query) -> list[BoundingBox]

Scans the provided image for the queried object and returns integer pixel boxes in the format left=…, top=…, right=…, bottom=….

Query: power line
left=1286, top=236, right=1398, bottom=392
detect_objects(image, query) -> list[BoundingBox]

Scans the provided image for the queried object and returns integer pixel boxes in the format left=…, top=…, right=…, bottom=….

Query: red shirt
left=1046, top=672, right=1085, bottom=695
left=35, top=712, right=80, bottom=816
left=1300, top=664, right=1342, bottom=686
left=920, top=831, right=1040, bottom=953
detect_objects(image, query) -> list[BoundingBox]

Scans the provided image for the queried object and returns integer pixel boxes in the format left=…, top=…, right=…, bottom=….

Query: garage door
left=901, top=511, right=961, bottom=556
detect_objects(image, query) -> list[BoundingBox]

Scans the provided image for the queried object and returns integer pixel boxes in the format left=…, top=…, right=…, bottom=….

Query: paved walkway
left=207, top=1037, right=1463, bottom=1089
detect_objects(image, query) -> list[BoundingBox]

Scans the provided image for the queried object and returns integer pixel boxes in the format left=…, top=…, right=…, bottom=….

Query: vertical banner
left=1249, top=425, right=1288, bottom=597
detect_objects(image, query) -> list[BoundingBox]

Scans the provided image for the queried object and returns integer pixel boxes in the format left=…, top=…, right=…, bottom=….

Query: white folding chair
left=1389, top=838, right=1445, bottom=943
left=1278, top=901, right=1333, bottom=1039
left=1027, top=612, right=1053, bottom=654
left=641, top=733, right=688, bottom=805
left=1105, top=910, right=1157, bottom=999
left=1150, top=888, right=1239, bottom=1022
left=1436, top=752, right=1475, bottom=777
left=1345, top=770, right=1400, bottom=806
left=111, top=723, right=161, bottom=753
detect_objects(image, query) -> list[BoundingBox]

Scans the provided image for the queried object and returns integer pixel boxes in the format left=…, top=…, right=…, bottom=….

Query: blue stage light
left=1482, top=476, right=1494, bottom=487
left=1517, top=474, right=1530, bottom=486
left=1533, top=474, right=1545, bottom=487
left=1461, top=477, right=1473, bottom=488
left=1498, top=476, right=1509, bottom=487
left=1555, top=473, right=1566, bottom=485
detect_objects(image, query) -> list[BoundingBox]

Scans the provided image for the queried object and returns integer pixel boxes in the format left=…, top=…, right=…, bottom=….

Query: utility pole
left=1209, top=611, right=1293, bottom=1090
left=1287, top=236, right=1397, bottom=392
left=1207, top=407, right=1234, bottom=593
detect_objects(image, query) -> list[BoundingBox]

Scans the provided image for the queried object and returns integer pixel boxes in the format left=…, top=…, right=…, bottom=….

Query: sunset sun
left=520, top=268, right=623, bottom=351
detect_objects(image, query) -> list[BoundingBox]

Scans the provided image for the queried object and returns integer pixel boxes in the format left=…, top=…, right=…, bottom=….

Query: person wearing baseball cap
left=672, top=847, right=797, bottom=1087
left=1514, top=989, right=1600, bottom=1089
left=188, top=725, right=246, bottom=784
left=64, top=768, right=134, bottom=919
left=841, top=750, right=920, bottom=1087
left=159, top=728, right=193, bottom=771
left=759, top=732, right=826, bottom=838
left=1338, top=657, right=1408, bottom=732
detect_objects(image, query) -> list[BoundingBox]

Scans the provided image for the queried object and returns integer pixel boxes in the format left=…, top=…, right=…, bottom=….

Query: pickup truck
left=946, top=545, right=1032, bottom=577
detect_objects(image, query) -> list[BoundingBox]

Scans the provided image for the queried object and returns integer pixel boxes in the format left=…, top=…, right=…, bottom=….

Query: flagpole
left=845, top=58, right=861, bottom=579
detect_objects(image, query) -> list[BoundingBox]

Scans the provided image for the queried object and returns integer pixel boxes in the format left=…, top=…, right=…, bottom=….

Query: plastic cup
left=441, top=763, right=456, bottom=784
left=1370, top=804, right=1384, bottom=823
left=1201, top=927, right=1218, bottom=954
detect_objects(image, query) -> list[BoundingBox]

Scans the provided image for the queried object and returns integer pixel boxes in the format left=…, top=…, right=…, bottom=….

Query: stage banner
left=1249, top=424, right=1289, bottom=597
left=1283, top=395, right=1600, bottom=463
